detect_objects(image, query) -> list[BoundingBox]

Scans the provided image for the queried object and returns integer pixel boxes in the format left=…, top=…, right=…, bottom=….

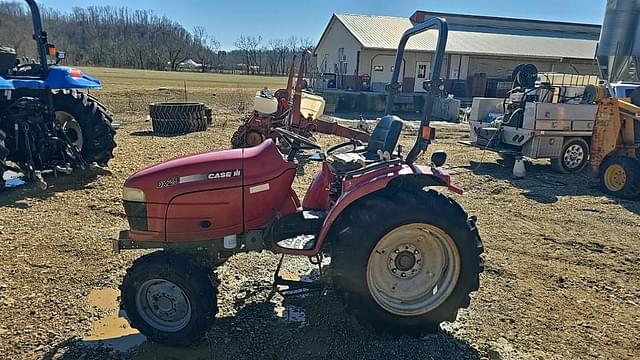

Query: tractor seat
left=328, top=115, right=404, bottom=173
left=364, top=115, right=403, bottom=160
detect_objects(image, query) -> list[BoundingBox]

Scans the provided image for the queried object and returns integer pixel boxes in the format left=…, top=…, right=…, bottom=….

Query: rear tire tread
left=331, top=188, right=483, bottom=335
left=53, top=91, right=116, bottom=166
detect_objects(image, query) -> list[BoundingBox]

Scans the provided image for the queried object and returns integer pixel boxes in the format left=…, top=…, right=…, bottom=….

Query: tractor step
left=273, top=254, right=324, bottom=297
left=275, top=234, right=317, bottom=251
left=271, top=210, right=326, bottom=242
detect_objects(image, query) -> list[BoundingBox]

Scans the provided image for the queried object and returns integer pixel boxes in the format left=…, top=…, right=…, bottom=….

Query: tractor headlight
left=122, top=187, right=146, bottom=202
left=122, top=187, right=148, bottom=231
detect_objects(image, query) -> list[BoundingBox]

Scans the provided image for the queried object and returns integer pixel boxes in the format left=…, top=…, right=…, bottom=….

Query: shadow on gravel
left=464, top=158, right=640, bottom=215
left=0, top=169, right=109, bottom=208
left=42, top=292, right=479, bottom=360
left=134, top=293, right=478, bottom=360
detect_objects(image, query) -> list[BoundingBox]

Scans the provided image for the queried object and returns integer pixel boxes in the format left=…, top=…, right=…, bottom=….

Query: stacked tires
left=149, top=102, right=210, bottom=135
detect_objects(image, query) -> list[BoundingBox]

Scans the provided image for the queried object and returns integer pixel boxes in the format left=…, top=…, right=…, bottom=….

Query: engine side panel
left=166, top=187, right=243, bottom=242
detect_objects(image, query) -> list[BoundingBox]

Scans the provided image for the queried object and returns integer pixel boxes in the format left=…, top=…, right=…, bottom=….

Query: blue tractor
left=0, top=0, right=116, bottom=189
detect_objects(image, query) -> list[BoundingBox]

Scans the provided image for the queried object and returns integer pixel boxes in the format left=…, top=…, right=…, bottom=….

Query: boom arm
left=386, top=17, right=448, bottom=165
left=290, top=51, right=310, bottom=127
left=285, top=54, right=297, bottom=101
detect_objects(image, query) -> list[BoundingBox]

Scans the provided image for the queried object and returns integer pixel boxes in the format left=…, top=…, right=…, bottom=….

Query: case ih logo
left=208, top=169, right=241, bottom=180
left=157, top=169, right=242, bottom=188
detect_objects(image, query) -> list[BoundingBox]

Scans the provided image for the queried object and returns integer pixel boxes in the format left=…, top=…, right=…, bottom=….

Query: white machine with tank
left=464, top=64, right=605, bottom=174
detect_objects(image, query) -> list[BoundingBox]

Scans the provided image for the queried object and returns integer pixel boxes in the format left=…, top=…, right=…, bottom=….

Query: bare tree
left=0, top=2, right=314, bottom=75
left=235, top=35, right=262, bottom=74
left=193, top=26, right=220, bottom=72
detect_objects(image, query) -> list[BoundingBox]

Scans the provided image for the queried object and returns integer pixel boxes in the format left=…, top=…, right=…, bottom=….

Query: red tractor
left=114, top=18, right=483, bottom=346
left=231, top=51, right=370, bottom=149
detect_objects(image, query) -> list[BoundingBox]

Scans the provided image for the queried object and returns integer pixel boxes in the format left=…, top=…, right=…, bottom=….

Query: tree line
left=0, top=2, right=314, bottom=75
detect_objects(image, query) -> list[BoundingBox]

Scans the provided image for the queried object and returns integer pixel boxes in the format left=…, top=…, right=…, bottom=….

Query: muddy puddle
left=83, top=288, right=146, bottom=353
left=274, top=304, right=306, bottom=324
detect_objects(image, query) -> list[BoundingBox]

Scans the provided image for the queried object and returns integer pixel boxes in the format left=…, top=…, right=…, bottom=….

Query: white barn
left=314, top=11, right=601, bottom=97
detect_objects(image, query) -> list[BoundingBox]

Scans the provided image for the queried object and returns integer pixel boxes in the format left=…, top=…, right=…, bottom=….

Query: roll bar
left=385, top=17, right=449, bottom=165
left=25, top=0, right=49, bottom=76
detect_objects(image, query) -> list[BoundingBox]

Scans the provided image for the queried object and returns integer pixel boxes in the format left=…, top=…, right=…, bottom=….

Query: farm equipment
left=591, top=98, right=640, bottom=198
left=231, top=51, right=369, bottom=149
left=463, top=64, right=601, bottom=174
left=0, top=0, right=115, bottom=189
left=589, top=0, right=640, bottom=199
left=114, top=17, right=483, bottom=345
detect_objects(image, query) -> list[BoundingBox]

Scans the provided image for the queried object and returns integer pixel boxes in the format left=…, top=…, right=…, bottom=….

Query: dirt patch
left=0, top=80, right=639, bottom=359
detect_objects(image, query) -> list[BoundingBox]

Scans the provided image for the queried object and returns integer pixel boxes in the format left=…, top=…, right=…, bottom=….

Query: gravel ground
left=1, top=89, right=639, bottom=360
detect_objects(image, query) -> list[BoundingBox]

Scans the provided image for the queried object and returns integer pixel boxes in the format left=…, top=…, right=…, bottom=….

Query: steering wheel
left=274, top=127, right=321, bottom=150
left=326, top=139, right=364, bottom=156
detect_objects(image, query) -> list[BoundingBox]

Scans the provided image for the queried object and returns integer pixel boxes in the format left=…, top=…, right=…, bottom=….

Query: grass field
left=80, top=67, right=287, bottom=116
left=82, top=67, right=288, bottom=91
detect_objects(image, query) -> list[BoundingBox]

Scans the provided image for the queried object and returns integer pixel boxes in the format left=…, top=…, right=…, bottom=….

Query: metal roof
left=334, top=13, right=598, bottom=60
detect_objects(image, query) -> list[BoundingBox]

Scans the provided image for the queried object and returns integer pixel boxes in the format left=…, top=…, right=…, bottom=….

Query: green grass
left=77, top=67, right=288, bottom=115
left=80, top=66, right=288, bottom=92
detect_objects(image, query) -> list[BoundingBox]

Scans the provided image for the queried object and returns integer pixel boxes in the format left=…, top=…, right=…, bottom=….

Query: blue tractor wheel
left=52, top=91, right=116, bottom=166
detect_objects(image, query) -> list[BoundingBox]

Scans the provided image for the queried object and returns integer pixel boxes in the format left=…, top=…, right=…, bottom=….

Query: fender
left=10, top=66, right=101, bottom=90
left=0, top=76, right=14, bottom=90
left=310, top=163, right=462, bottom=254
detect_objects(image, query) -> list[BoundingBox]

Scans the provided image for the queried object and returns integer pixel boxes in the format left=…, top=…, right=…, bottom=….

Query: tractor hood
left=0, top=76, right=14, bottom=90
left=11, top=66, right=102, bottom=90
left=125, top=148, right=245, bottom=204
left=124, top=139, right=294, bottom=205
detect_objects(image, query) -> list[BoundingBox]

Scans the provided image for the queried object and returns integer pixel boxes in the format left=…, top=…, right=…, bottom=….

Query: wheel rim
left=135, top=279, right=192, bottom=332
left=55, top=111, right=83, bottom=151
left=604, top=164, right=626, bottom=192
left=366, top=223, right=461, bottom=316
left=563, top=144, right=585, bottom=169
left=245, top=131, right=264, bottom=147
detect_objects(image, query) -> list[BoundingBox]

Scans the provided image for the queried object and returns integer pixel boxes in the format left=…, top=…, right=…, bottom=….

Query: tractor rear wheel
left=120, top=251, right=217, bottom=346
left=599, top=156, right=640, bottom=199
left=231, top=126, right=265, bottom=148
left=53, top=91, right=116, bottom=166
left=331, top=189, right=483, bottom=335
left=245, top=130, right=265, bottom=147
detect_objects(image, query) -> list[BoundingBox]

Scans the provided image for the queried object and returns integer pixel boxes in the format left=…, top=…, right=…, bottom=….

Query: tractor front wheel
left=331, top=189, right=483, bottom=334
left=120, top=251, right=217, bottom=346
left=599, top=156, right=640, bottom=199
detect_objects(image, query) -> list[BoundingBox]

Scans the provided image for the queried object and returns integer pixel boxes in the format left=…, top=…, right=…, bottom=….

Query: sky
left=39, top=0, right=608, bottom=50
